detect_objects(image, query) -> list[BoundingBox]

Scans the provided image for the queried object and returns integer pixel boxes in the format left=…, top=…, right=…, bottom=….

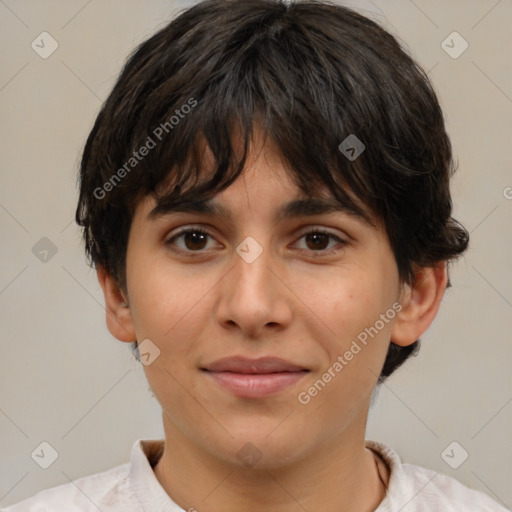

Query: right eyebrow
left=147, top=196, right=373, bottom=226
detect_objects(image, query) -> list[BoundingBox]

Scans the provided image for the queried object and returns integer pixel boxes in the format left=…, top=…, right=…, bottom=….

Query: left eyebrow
left=147, top=196, right=374, bottom=226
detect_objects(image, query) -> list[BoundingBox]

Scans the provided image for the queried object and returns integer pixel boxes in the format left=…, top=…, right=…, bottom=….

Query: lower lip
left=204, top=371, right=308, bottom=398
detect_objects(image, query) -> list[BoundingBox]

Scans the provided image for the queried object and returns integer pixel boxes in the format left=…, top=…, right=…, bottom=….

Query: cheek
left=131, top=261, right=207, bottom=418
left=305, top=265, right=396, bottom=392
left=126, top=255, right=217, bottom=377
left=308, top=267, right=387, bottom=339
left=126, top=251, right=195, bottom=337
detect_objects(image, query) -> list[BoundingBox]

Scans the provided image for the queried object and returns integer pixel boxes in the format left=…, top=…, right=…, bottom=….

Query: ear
left=96, top=265, right=136, bottom=343
left=391, top=261, right=448, bottom=347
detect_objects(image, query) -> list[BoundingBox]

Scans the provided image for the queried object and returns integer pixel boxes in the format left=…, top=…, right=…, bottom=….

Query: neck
left=153, top=410, right=388, bottom=512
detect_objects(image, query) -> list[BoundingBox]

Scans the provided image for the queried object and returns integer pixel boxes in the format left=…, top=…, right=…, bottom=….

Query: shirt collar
left=365, top=439, right=411, bottom=510
left=129, top=438, right=409, bottom=511
left=129, top=439, right=184, bottom=511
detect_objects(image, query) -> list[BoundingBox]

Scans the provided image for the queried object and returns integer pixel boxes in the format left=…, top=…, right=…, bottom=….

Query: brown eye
left=165, top=227, right=346, bottom=256
left=294, top=229, right=346, bottom=255
left=166, top=228, right=214, bottom=252
left=304, top=232, right=330, bottom=251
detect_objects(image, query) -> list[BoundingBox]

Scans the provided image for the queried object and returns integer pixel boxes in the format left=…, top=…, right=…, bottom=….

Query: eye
left=292, top=228, right=346, bottom=255
left=165, top=227, right=217, bottom=253
left=165, top=226, right=347, bottom=255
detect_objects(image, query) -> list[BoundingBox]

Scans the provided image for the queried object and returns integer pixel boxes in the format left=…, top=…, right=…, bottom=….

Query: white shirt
left=2, top=439, right=509, bottom=511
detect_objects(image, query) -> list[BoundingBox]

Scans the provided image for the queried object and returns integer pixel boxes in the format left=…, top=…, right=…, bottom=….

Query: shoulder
left=366, top=440, right=510, bottom=512
left=400, top=462, right=509, bottom=511
left=1, top=462, right=139, bottom=512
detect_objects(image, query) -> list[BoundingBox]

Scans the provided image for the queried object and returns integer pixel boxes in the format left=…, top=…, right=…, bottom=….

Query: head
left=76, top=0, right=468, bottom=467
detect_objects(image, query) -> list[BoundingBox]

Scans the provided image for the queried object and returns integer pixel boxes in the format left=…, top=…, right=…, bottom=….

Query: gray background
left=1, top=0, right=511, bottom=508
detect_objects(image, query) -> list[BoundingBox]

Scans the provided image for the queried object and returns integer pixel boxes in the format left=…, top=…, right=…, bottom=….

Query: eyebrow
left=147, top=196, right=373, bottom=225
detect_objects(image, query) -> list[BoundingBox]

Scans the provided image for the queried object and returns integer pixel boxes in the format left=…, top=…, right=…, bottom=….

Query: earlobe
left=391, top=262, right=448, bottom=347
left=96, top=265, right=137, bottom=343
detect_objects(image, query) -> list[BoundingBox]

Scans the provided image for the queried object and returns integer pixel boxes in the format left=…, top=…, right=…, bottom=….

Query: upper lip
left=201, top=356, right=309, bottom=374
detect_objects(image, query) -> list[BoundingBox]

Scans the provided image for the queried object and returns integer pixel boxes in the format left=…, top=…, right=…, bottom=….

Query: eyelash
left=165, top=226, right=347, bottom=256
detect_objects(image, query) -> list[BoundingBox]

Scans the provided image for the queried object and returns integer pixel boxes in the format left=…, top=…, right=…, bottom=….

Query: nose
left=215, top=238, right=293, bottom=338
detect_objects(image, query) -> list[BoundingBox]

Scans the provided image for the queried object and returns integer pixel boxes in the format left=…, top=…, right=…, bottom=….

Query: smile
left=201, top=356, right=310, bottom=399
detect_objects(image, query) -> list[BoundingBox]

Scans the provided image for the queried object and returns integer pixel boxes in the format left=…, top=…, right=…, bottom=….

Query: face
left=119, top=132, right=407, bottom=469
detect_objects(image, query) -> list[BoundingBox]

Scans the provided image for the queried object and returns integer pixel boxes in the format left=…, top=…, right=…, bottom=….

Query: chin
left=206, top=423, right=312, bottom=470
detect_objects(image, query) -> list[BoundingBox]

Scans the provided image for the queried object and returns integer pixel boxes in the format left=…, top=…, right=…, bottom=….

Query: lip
left=201, top=356, right=310, bottom=398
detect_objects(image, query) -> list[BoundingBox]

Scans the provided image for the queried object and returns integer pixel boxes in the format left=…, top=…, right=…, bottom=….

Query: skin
left=98, top=129, right=447, bottom=512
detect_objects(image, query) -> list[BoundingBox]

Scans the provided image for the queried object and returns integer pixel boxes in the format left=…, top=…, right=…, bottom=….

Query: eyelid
left=295, top=225, right=346, bottom=239
left=166, top=224, right=217, bottom=243
left=292, top=226, right=347, bottom=253
left=167, top=222, right=348, bottom=240
left=165, top=224, right=349, bottom=257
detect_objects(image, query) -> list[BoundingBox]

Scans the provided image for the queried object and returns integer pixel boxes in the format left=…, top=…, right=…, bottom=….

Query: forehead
left=141, top=128, right=378, bottom=228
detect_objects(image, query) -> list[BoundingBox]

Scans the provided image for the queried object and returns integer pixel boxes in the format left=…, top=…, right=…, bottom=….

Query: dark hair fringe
left=76, top=0, right=469, bottom=383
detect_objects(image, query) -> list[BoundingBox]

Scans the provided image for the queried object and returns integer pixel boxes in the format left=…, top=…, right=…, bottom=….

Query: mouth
left=200, top=356, right=310, bottom=398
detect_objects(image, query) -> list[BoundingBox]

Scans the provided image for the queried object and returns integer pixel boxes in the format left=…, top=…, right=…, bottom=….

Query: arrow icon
left=236, top=236, right=262, bottom=263
left=441, top=441, right=468, bottom=469
left=135, top=339, right=161, bottom=365
left=237, top=442, right=262, bottom=467
left=339, top=134, right=365, bottom=161
left=441, top=32, right=468, bottom=59
left=32, top=237, right=58, bottom=263
left=31, top=31, right=59, bottom=59
left=31, top=441, right=59, bottom=468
